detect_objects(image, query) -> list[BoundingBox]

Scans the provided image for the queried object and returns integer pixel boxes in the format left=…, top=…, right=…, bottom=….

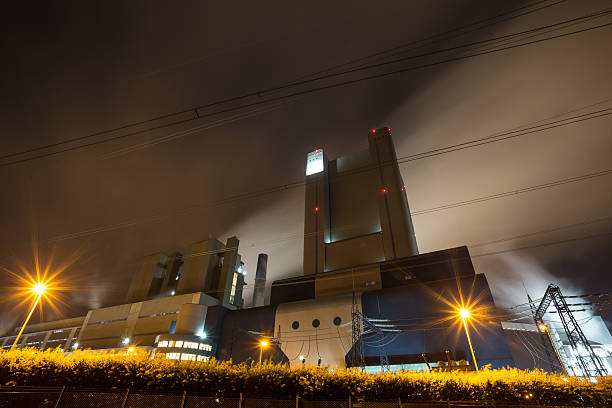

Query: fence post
left=397, top=397, right=402, bottom=408
left=239, top=392, right=243, bottom=408
left=180, top=390, right=187, bottom=408
left=121, top=388, right=130, bottom=408
left=295, top=394, right=299, bottom=408
left=52, top=386, right=65, bottom=408
left=349, top=395, right=352, bottom=408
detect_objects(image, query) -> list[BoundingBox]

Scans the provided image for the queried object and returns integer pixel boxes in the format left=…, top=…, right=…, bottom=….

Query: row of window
left=165, top=352, right=209, bottom=362
left=157, top=340, right=212, bottom=351
left=291, top=316, right=342, bottom=330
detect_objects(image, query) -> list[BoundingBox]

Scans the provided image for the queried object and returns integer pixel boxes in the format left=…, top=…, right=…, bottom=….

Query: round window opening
left=312, top=319, right=320, bottom=328
left=291, top=321, right=299, bottom=330
left=333, top=317, right=342, bottom=326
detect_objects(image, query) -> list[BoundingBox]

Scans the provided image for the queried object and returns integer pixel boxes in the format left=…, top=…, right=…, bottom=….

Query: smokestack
left=252, top=254, right=267, bottom=307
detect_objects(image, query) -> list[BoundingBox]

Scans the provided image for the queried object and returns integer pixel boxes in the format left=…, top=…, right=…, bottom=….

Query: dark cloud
left=1, top=0, right=611, bottom=334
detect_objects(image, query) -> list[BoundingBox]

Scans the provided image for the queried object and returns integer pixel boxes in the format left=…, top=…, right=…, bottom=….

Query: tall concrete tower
left=252, top=253, right=268, bottom=307
left=302, top=127, right=418, bottom=275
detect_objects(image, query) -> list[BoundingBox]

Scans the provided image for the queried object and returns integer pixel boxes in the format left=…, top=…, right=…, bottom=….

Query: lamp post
left=459, top=308, right=479, bottom=372
left=11, top=283, right=46, bottom=350
left=259, top=340, right=269, bottom=364
left=538, top=323, right=568, bottom=376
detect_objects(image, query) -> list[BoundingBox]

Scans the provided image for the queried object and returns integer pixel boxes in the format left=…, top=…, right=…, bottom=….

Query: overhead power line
left=0, top=0, right=568, bottom=163
left=2, top=9, right=611, bottom=167
left=39, top=101, right=612, bottom=243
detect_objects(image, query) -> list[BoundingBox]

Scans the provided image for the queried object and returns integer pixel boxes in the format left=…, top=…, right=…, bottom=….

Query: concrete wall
left=274, top=293, right=356, bottom=368
left=178, top=239, right=224, bottom=295
left=328, top=150, right=380, bottom=242
left=77, top=292, right=218, bottom=349
left=126, top=253, right=168, bottom=302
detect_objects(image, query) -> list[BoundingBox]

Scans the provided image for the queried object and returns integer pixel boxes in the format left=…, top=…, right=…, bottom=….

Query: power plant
left=1, top=128, right=610, bottom=375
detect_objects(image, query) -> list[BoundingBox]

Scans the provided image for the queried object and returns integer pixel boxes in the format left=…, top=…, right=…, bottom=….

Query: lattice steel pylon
left=351, top=291, right=365, bottom=370
left=353, top=310, right=391, bottom=372
left=527, top=292, right=559, bottom=373
left=534, top=284, right=608, bottom=377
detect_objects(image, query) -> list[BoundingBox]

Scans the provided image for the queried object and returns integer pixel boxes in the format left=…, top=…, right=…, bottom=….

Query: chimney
left=252, top=254, right=267, bottom=306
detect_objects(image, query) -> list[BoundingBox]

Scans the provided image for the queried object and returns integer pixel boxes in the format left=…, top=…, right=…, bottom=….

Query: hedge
left=0, top=348, right=610, bottom=405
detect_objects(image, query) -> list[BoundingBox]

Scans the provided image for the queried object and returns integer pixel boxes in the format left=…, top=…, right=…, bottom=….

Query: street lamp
left=11, top=282, right=46, bottom=350
left=538, top=323, right=568, bottom=375
left=259, top=340, right=269, bottom=364
left=459, top=308, right=479, bottom=372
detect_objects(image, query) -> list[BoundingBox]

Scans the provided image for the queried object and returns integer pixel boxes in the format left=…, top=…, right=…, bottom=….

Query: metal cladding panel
left=270, top=276, right=315, bottom=304
left=380, top=246, right=475, bottom=287
left=503, top=329, right=560, bottom=373
left=328, top=153, right=381, bottom=242
left=357, top=273, right=515, bottom=369
left=215, top=305, right=287, bottom=364
left=324, top=232, right=385, bottom=272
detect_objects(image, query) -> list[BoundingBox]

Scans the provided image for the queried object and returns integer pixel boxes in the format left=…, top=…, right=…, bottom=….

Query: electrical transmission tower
left=526, top=292, right=558, bottom=373
left=534, top=284, right=608, bottom=377
left=352, top=310, right=391, bottom=372
left=351, top=291, right=365, bottom=370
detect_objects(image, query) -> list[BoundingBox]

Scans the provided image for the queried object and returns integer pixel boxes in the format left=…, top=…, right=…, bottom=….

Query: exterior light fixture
left=197, top=330, right=207, bottom=339
left=381, top=188, right=388, bottom=194
left=314, top=206, right=319, bottom=212
left=170, top=290, right=175, bottom=296
left=11, top=281, right=48, bottom=350
left=259, top=340, right=269, bottom=364
left=33, top=283, right=46, bottom=295
left=122, top=337, right=130, bottom=345
left=72, top=342, right=79, bottom=349
left=372, top=129, right=376, bottom=133
left=457, top=307, right=478, bottom=372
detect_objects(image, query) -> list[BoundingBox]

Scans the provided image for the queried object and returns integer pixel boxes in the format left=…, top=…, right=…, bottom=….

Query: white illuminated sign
left=306, top=149, right=324, bottom=176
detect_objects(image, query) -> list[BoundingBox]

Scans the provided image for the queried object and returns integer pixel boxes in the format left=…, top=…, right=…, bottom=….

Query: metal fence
left=0, top=386, right=595, bottom=408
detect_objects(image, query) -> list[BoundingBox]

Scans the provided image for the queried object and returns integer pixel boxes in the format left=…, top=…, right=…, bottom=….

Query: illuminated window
left=229, top=273, right=238, bottom=304
left=165, top=352, right=180, bottom=360
left=181, top=353, right=196, bottom=361
left=306, top=149, right=324, bottom=176
left=197, top=355, right=210, bottom=362
left=158, top=341, right=168, bottom=348
left=175, top=341, right=183, bottom=348
left=168, top=341, right=175, bottom=347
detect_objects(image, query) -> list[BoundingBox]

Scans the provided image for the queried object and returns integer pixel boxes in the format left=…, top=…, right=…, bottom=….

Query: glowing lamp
left=538, top=324, right=548, bottom=332
left=122, top=337, right=130, bottom=345
left=381, top=188, right=388, bottom=194
left=372, top=129, right=376, bottom=133
left=260, top=340, right=269, bottom=347
left=459, top=308, right=470, bottom=319
left=314, top=206, right=319, bottom=212
left=32, top=283, right=46, bottom=295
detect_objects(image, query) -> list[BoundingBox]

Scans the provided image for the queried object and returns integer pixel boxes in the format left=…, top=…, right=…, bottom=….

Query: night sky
left=1, top=0, right=611, bottom=334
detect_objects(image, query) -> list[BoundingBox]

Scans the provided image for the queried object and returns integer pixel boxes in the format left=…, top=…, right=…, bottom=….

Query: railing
left=0, top=386, right=595, bottom=408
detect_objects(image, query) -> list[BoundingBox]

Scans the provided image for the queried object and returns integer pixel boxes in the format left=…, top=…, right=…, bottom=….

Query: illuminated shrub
left=0, top=348, right=609, bottom=405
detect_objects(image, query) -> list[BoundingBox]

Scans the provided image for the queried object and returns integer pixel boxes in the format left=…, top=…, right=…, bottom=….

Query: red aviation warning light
left=381, top=187, right=388, bottom=194
left=371, top=129, right=376, bottom=133
left=314, top=206, right=319, bottom=212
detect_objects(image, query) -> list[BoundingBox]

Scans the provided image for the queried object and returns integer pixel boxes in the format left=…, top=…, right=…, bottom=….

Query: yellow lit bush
left=0, top=348, right=610, bottom=405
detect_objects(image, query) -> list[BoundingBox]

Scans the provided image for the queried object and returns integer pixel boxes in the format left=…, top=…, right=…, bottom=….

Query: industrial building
left=3, top=127, right=609, bottom=374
